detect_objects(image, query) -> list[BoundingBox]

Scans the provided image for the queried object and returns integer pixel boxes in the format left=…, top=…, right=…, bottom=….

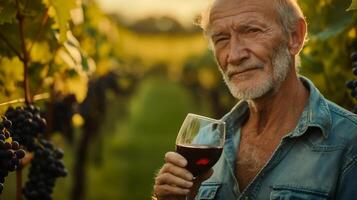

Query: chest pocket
left=270, top=185, right=329, bottom=200
left=195, top=183, right=221, bottom=200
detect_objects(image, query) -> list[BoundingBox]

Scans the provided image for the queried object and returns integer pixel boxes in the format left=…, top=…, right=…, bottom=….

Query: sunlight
left=95, top=0, right=211, bottom=25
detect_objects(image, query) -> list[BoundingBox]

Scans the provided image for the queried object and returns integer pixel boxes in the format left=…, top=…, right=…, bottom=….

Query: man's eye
left=214, top=37, right=229, bottom=44
left=247, top=28, right=261, bottom=33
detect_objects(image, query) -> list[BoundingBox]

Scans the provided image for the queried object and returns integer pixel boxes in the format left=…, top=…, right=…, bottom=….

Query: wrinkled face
left=208, top=0, right=292, bottom=100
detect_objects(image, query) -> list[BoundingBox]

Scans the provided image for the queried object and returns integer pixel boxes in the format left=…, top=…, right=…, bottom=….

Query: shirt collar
left=221, top=76, right=332, bottom=139
left=288, top=76, right=332, bottom=139
left=221, top=100, right=249, bottom=135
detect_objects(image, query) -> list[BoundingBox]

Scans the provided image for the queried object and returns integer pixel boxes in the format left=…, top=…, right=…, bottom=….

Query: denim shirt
left=194, top=77, right=357, bottom=200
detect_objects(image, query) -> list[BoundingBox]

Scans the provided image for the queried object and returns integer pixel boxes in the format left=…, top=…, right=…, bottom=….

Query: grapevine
left=0, top=0, right=72, bottom=198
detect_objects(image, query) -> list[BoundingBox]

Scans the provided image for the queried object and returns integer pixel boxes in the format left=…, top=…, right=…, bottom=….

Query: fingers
left=159, top=162, right=193, bottom=181
left=164, top=152, right=187, bottom=168
left=154, top=168, right=192, bottom=198
left=153, top=152, right=215, bottom=200
left=153, top=152, right=194, bottom=199
left=154, top=183, right=190, bottom=197
left=156, top=171, right=193, bottom=188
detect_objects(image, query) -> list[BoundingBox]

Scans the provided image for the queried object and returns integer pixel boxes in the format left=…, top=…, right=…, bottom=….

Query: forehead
left=208, top=0, right=278, bottom=31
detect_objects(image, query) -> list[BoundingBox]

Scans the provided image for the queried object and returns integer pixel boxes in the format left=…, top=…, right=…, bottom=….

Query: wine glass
left=175, top=113, right=226, bottom=178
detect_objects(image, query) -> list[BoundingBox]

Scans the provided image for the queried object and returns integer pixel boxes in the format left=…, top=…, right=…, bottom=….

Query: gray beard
left=220, top=44, right=292, bottom=100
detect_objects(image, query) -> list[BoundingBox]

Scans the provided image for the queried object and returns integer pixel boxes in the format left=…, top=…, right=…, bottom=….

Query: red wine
left=176, top=144, right=223, bottom=177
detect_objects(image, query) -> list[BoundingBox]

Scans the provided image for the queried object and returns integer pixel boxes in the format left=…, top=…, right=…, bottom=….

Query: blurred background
left=0, top=0, right=356, bottom=199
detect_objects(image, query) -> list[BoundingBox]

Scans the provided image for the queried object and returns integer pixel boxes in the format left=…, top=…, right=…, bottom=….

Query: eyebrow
left=211, top=32, right=229, bottom=39
left=207, top=24, right=228, bottom=38
left=207, top=18, right=268, bottom=37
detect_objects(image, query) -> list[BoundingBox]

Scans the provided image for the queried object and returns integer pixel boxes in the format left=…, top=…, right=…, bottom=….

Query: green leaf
left=0, top=23, right=21, bottom=58
left=81, top=54, right=89, bottom=71
left=0, top=57, right=24, bottom=97
left=0, top=0, right=17, bottom=25
left=311, top=16, right=353, bottom=40
left=43, top=0, right=76, bottom=42
left=64, top=31, right=91, bottom=73
left=347, top=0, right=357, bottom=11
left=30, top=42, right=53, bottom=63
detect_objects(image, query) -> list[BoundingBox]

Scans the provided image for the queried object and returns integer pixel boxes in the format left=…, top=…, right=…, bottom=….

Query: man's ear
left=288, top=18, right=307, bottom=55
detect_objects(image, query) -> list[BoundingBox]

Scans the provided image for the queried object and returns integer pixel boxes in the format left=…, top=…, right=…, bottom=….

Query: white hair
left=198, top=0, right=305, bottom=35
left=196, top=0, right=306, bottom=70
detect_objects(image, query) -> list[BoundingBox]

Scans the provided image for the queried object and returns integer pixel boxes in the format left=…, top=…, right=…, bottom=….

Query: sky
left=95, top=0, right=212, bottom=25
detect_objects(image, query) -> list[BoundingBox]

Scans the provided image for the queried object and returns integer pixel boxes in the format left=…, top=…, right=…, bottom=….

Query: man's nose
left=227, top=37, right=249, bottom=66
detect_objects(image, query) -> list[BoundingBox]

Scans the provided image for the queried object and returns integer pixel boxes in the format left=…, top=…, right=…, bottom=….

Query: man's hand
left=153, top=152, right=213, bottom=200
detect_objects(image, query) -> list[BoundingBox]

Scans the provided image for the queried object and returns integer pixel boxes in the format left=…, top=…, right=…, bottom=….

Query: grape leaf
left=43, top=0, right=76, bottom=42
left=0, top=57, right=23, bottom=98
left=0, top=0, right=17, bottom=25
left=347, top=0, right=357, bottom=11
left=63, top=31, right=91, bottom=73
left=53, top=71, right=88, bottom=103
left=0, top=23, right=21, bottom=58
left=312, top=16, right=353, bottom=40
left=30, top=42, right=53, bottom=63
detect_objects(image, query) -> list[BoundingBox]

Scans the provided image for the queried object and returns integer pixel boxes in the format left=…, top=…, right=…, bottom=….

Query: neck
left=243, top=70, right=309, bottom=136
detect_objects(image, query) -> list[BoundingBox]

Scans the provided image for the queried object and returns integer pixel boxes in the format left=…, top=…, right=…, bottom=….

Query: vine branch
left=14, top=0, right=30, bottom=198
left=0, top=93, right=50, bottom=107
left=16, top=169, right=22, bottom=200
left=15, top=0, right=31, bottom=106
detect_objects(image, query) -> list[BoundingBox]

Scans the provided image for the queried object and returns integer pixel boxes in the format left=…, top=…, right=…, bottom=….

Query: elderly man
left=153, top=0, right=357, bottom=199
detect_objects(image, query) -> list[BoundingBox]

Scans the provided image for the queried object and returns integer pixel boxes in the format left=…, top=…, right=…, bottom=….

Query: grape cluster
left=346, top=52, right=357, bottom=113
left=0, top=117, right=26, bottom=194
left=23, top=139, right=67, bottom=200
left=3, top=105, right=67, bottom=199
left=4, top=106, right=46, bottom=151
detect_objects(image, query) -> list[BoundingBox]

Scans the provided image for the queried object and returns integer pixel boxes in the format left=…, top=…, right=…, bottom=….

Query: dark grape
left=3, top=105, right=67, bottom=199
left=352, top=105, right=357, bottom=114
left=3, top=130, right=10, bottom=139
left=346, top=51, right=357, bottom=107
left=353, top=62, right=357, bottom=69
left=4, top=142, right=12, bottom=150
left=23, top=139, right=67, bottom=200
left=12, top=141, right=20, bottom=150
left=352, top=52, right=357, bottom=62
left=346, top=80, right=354, bottom=89
left=352, top=88, right=357, bottom=98
left=353, top=67, right=357, bottom=76
left=15, top=149, right=26, bottom=159
left=2, top=119, right=11, bottom=129
left=0, top=117, right=26, bottom=194
left=4, top=106, right=47, bottom=151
